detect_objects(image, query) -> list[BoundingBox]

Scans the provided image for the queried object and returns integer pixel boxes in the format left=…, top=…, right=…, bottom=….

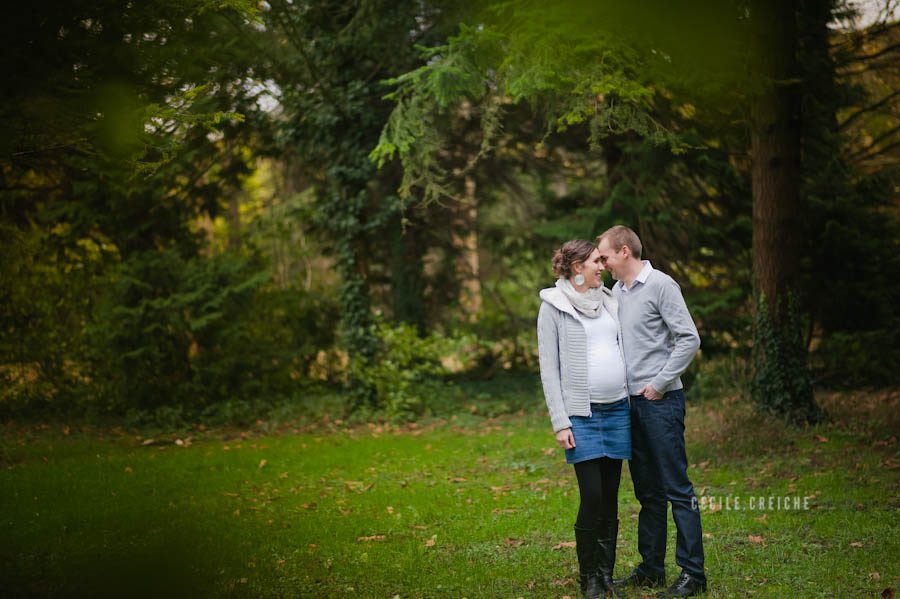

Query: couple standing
left=537, top=226, right=707, bottom=598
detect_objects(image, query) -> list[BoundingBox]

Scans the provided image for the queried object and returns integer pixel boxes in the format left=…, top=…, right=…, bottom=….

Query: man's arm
left=648, top=277, right=701, bottom=394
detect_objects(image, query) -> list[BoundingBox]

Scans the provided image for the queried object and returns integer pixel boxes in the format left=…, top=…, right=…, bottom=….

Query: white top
left=574, top=307, right=628, bottom=403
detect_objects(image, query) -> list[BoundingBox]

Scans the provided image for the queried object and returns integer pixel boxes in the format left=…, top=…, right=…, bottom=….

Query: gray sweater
left=613, top=262, right=700, bottom=395
left=536, top=286, right=626, bottom=432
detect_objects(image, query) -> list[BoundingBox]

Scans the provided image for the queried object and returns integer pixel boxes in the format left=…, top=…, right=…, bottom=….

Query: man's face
left=597, top=238, right=627, bottom=280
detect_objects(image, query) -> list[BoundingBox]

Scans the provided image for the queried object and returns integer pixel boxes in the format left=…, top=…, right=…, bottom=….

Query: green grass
left=2, top=387, right=898, bottom=598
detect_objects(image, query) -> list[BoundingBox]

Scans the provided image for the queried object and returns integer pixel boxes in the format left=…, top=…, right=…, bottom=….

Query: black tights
left=573, top=457, right=623, bottom=528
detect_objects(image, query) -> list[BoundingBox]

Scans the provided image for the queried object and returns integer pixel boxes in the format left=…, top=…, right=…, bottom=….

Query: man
left=596, top=225, right=707, bottom=598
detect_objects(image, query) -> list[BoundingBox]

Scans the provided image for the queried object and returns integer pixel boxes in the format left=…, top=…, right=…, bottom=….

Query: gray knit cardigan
left=536, top=286, right=626, bottom=433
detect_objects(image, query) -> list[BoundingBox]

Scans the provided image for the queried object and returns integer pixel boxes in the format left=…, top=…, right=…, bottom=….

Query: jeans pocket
left=640, top=397, right=674, bottom=439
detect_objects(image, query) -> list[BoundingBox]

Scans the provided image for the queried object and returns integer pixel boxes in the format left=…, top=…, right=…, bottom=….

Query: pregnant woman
left=537, top=239, right=631, bottom=599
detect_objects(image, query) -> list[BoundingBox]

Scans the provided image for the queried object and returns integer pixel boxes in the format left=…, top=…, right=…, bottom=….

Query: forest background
left=3, top=1, right=900, bottom=596
left=2, top=0, right=898, bottom=428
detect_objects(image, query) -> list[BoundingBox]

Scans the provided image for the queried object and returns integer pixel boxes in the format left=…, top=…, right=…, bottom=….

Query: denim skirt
left=565, top=398, right=632, bottom=464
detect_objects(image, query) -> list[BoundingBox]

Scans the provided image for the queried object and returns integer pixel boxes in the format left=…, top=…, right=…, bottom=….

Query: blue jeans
left=629, top=390, right=705, bottom=583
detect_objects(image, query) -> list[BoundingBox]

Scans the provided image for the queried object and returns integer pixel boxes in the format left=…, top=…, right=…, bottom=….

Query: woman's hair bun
left=551, top=240, right=596, bottom=278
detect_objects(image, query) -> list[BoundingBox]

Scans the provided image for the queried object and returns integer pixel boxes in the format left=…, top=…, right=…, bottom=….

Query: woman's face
left=574, top=248, right=604, bottom=288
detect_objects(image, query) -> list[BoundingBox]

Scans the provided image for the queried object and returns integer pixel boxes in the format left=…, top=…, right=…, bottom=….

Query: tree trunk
left=749, top=0, right=820, bottom=423
left=451, top=175, right=482, bottom=322
left=227, top=191, right=241, bottom=252
left=750, top=0, right=803, bottom=317
left=390, top=212, right=426, bottom=332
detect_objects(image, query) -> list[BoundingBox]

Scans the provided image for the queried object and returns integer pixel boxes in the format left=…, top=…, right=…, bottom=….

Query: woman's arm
left=537, top=302, right=572, bottom=433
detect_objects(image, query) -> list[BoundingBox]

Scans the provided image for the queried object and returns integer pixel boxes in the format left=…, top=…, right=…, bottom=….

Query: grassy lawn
left=1, top=384, right=898, bottom=598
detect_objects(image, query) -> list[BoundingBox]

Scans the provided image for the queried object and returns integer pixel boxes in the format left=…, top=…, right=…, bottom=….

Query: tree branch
left=846, top=123, right=900, bottom=161
left=839, top=89, right=900, bottom=131
left=850, top=137, right=900, bottom=164
left=838, top=41, right=900, bottom=66
left=831, top=18, right=900, bottom=49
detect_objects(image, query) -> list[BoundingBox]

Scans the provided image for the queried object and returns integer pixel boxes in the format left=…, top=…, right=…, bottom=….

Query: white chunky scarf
left=555, top=277, right=605, bottom=318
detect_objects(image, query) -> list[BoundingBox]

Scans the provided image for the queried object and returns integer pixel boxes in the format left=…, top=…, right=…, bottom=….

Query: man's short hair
left=597, top=225, right=642, bottom=259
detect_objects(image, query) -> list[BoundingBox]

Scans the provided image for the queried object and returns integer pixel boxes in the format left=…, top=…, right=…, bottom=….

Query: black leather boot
left=596, top=518, right=621, bottom=597
left=574, top=525, right=604, bottom=599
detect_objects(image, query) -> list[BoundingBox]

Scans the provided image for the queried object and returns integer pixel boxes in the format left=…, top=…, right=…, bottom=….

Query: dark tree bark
left=748, top=0, right=820, bottom=423
left=750, top=0, right=803, bottom=317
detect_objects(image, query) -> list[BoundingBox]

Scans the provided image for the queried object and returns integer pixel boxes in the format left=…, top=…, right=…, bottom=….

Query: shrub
left=86, top=250, right=337, bottom=415
left=689, top=353, right=752, bottom=403
left=348, top=322, right=479, bottom=421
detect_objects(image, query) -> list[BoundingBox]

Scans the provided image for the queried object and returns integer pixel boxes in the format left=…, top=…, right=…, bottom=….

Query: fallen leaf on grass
left=755, top=514, right=768, bottom=523
left=748, top=535, right=765, bottom=545
left=703, top=532, right=714, bottom=539
left=552, top=541, right=576, bottom=550
left=357, top=535, right=386, bottom=542
left=425, top=535, right=436, bottom=547
left=551, top=578, right=572, bottom=586
left=344, top=480, right=375, bottom=493
left=449, top=477, right=467, bottom=483
left=505, top=538, right=524, bottom=547
left=258, top=459, right=267, bottom=469
left=850, top=541, right=864, bottom=548
left=814, top=435, right=829, bottom=443
left=386, top=506, right=394, bottom=514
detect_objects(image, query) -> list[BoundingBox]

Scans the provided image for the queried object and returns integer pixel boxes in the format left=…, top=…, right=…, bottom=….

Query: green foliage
left=349, top=322, right=477, bottom=422
left=813, top=329, right=900, bottom=389
left=0, top=223, right=115, bottom=413
left=86, top=250, right=336, bottom=416
left=372, top=0, right=754, bottom=204
left=3, top=0, right=897, bottom=428
left=689, top=354, right=752, bottom=404
left=751, top=293, right=821, bottom=424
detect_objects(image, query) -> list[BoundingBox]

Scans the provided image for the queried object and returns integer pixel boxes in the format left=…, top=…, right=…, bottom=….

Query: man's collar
left=634, top=260, right=653, bottom=284
left=619, top=260, right=652, bottom=291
